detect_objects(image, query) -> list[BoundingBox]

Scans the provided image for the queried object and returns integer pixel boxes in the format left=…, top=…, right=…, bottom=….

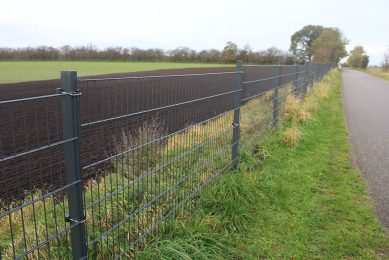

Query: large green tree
left=362, top=55, right=369, bottom=68
left=222, top=41, right=238, bottom=63
left=290, top=25, right=324, bottom=64
left=347, top=45, right=369, bottom=68
left=310, top=28, right=348, bottom=63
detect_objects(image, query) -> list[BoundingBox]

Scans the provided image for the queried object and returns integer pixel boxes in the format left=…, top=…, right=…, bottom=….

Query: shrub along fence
left=0, top=62, right=333, bottom=259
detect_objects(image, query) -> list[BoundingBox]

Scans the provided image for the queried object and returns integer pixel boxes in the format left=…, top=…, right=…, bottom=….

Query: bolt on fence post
left=231, top=61, right=243, bottom=169
left=272, top=64, right=281, bottom=128
left=60, top=71, right=87, bottom=259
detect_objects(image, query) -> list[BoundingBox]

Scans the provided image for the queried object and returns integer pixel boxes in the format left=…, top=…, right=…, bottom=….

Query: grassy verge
left=0, top=61, right=231, bottom=83
left=365, top=68, right=389, bottom=81
left=139, top=70, right=389, bottom=259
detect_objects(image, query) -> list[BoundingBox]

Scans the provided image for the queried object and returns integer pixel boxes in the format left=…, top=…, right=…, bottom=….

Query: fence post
left=272, top=64, right=281, bottom=128
left=60, top=71, right=87, bottom=259
left=293, top=64, right=299, bottom=96
left=311, top=64, right=316, bottom=87
left=231, top=61, right=243, bottom=169
left=306, top=64, right=309, bottom=88
left=303, top=64, right=309, bottom=95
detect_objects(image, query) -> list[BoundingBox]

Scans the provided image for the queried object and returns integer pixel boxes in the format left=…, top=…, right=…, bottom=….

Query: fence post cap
left=60, top=70, right=77, bottom=75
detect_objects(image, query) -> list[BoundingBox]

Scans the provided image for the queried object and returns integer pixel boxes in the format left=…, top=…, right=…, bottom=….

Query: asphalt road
left=342, top=69, right=389, bottom=230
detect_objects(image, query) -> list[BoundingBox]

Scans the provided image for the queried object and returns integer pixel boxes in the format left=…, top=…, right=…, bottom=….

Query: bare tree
left=382, top=48, right=389, bottom=72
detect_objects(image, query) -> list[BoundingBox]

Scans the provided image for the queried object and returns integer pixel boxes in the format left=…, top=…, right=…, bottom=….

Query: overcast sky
left=1, top=0, right=388, bottom=65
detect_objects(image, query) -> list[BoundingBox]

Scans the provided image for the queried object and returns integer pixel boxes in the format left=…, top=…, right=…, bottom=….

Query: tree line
left=0, top=24, right=351, bottom=65
left=0, top=43, right=295, bottom=64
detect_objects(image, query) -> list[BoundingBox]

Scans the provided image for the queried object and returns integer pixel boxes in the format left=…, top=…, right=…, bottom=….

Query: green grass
left=139, top=70, right=389, bottom=259
left=0, top=61, right=231, bottom=83
left=365, top=68, right=389, bottom=81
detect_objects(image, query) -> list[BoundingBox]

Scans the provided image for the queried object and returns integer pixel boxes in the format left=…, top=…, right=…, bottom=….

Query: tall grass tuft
left=112, top=116, right=166, bottom=177
left=282, top=125, right=302, bottom=149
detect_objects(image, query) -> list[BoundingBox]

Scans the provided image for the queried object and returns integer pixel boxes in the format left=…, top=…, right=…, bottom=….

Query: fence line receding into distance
left=0, top=62, right=334, bottom=259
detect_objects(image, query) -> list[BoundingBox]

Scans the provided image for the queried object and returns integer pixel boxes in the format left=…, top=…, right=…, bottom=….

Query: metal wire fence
left=0, top=62, right=334, bottom=259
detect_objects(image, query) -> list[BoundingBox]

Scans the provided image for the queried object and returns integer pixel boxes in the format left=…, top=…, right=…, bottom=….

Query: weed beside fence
left=0, top=62, right=334, bottom=259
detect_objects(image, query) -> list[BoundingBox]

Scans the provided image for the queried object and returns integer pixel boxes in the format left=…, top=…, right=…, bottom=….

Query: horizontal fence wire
left=0, top=63, right=334, bottom=259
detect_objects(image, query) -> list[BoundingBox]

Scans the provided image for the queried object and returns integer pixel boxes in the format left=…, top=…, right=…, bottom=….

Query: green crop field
left=0, top=61, right=231, bottom=84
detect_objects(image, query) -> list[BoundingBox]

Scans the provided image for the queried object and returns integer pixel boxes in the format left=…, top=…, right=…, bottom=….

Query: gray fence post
left=309, top=64, right=313, bottom=88
left=231, top=61, right=243, bottom=168
left=294, top=64, right=299, bottom=95
left=312, top=64, right=316, bottom=84
left=60, top=71, right=87, bottom=259
left=272, top=65, right=281, bottom=128
left=303, top=64, right=309, bottom=95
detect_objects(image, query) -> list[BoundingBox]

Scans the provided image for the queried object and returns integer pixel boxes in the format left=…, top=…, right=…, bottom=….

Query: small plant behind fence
left=0, top=62, right=334, bottom=259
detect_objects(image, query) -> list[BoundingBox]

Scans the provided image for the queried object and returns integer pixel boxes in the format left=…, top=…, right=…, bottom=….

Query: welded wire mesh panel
left=0, top=94, right=74, bottom=259
left=239, top=89, right=276, bottom=151
left=280, top=65, right=297, bottom=86
left=0, top=80, right=60, bottom=102
left=78, top=73, right=236, bottom=168
left=242, top=66, right=277, bottom=101
left=0, top=95, right=65, bottom=198
left=240, top=65, right=300, bottom=152
left=78, top=72, right=236, bottom=257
